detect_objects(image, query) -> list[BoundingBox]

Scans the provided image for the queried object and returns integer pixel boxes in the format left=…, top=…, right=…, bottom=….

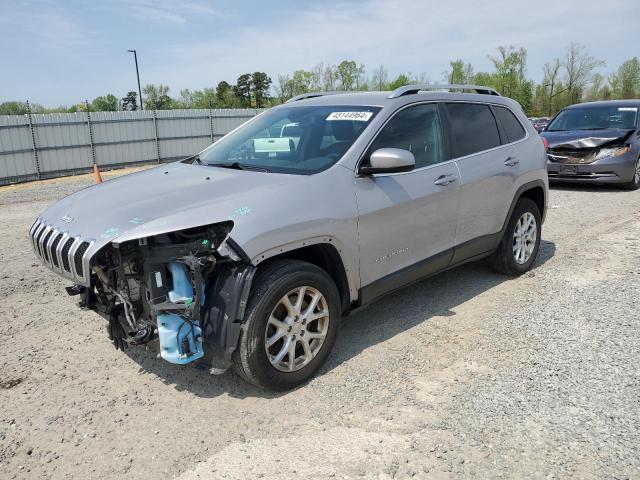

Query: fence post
left=85, top=100, right=97, bottom=167
left=25, top=100, right=41, bottom=180
left=152, top=109, right=161, bottom=163
left=208, top=108, right=215, bottom=143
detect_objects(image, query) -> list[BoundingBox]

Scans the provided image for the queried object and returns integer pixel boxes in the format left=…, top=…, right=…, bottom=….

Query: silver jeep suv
left=30, top=85, right=548, bottom=390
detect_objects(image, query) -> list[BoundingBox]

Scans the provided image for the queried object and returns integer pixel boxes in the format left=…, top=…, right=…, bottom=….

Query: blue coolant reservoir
left=157, top=262, right=204, bottom=364
left=167, top=262, right=193, bottom=303
left=157, top=313, right=204, bottom=364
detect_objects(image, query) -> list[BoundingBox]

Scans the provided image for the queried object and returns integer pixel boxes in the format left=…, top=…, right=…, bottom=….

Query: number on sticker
left=326, top=111, right=373, bottom=121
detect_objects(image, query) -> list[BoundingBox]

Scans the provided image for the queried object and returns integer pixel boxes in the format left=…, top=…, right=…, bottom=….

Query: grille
left=50, top=233, right=63, bottom=267
left=41, top=230, right=53, bottom=262
left=547, top=148, right=596, bottom=165
left=74, top=242, right=90, bottom=277
left=29, top=219, right=94, bottom=286
left=60, top=238, right=75, bottom=272
left=33, top=225, right=46, bottom=258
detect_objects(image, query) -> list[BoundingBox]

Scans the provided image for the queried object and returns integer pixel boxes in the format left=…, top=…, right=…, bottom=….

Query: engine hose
left=92, top=265, right=138, bottom=331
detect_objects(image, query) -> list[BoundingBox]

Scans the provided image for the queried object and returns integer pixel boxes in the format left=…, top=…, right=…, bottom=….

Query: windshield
left=547, top=105, right=638, bottom=131
left=196, top=105, right=381, bottom=174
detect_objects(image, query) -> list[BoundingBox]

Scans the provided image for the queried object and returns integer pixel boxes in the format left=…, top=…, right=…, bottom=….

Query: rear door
left=354, top=102, right=460, bottom=300
left=443, top=102, right=523, bottom=260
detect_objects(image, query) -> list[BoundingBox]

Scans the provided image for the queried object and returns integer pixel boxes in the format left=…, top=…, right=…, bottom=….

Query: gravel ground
left=0, top=169, right=639, bottom=480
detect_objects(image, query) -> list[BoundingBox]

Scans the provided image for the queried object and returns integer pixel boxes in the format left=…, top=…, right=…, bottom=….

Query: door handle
left=504, top=157, right=520, bottom=167
left=433, top=174, right=456, bottom=186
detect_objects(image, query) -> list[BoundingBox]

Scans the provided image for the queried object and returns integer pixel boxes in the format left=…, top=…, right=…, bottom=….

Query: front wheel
left=622, top=158, right=640, bottom=190
left=490, top=197, right=542, bottom=276
left=233, top=260, right=341, bottom=390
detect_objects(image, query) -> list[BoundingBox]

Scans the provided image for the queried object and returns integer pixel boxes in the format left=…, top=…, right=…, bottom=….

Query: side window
left=494, top=106, right=526, bottom=143
left=369, top=104, right=445, bottom=169
left=445, top=103, right=501, bottom=157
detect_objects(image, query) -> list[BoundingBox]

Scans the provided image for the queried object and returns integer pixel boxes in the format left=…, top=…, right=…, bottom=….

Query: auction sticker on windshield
left=326, top=111, right=373, bottom=121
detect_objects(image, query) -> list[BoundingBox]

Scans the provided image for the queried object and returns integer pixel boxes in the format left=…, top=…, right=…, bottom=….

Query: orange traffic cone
left=92, top=163, right=103, bottom=184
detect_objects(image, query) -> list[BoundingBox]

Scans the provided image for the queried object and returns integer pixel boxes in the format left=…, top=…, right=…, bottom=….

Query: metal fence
left=0, top=108, right=262, bottom=186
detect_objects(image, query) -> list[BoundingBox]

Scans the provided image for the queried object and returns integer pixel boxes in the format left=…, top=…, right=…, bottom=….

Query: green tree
left=234, top=74, right=253, bottom=107
left=562, top=42, right=604, bottom=104
left=586, top=73, right=610, bottom=101
left=336, top=60, right=365, bottom=90
left=610, top=57, right=640, bottom=99
left=488, top=46, right=527, bottom=98
left=0, top=101, right=30, bottom=115
left=519, top=80, right=533, bottom=114
left=215, top=81, right=234, bottom=107
left=276, top=70, right=316, bottom=101
left=388, top=74, right=411, bottom=90
left=445, top=60, right=474, bottom=84
left=142, top=84, right=173, bottom=110
left=540, top=58, right=563, bottom=115
left=473, top=72, right=496, bottom=88
left=91, top=94, right=118, bottom=111
left=121, top=91, right=138, bottom=111
left=251, top=72, right=272, bottom=108
left=371, top=64, right=389, bottom=91
left=321, top=64, right=337, bottom=91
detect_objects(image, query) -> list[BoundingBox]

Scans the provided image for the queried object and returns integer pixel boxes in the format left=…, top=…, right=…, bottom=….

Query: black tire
left=622, top=157, right=640, bottom=190
left=232, top=260, right=341, bottom=390
left=490, top=197, right=542, bottom=276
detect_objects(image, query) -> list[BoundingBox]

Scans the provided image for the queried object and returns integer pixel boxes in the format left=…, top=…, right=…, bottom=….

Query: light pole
left=127, top=49, right=144, bottom=110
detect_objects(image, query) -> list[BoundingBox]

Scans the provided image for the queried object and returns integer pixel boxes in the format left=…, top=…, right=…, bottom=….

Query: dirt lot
left=1, top=169, right=639, bottom=480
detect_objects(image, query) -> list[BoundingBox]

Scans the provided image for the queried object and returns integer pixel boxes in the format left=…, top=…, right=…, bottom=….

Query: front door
left=354, top=103, right=460, bottom=301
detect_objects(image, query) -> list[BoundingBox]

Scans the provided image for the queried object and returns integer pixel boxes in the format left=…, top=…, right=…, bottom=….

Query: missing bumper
left=79, top=222, right=255, bottom=368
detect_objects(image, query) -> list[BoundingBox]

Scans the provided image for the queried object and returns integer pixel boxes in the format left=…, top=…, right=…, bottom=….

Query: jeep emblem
left=60, top=215, right=74, bottom=223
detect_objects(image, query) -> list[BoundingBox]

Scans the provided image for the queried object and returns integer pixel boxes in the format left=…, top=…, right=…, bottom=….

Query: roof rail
left=388, top=84, right=501, bottom=99
left=285, top=92, right=345, bottom=103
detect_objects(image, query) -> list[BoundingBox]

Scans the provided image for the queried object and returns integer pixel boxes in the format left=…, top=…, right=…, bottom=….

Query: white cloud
left=0, top=1, right=91, bottom=52
left=156, top=0, right=639, bottom=92
left=2, top=0, right=639, bottom=105
left=112, top=0, right=217, bottom=24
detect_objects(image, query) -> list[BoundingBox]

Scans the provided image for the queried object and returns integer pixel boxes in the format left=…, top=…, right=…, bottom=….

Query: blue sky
left=2, top=0, right=639, bottom=106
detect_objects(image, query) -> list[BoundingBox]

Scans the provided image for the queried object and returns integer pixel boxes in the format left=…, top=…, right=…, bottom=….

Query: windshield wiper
left=208, top=162, right=270, bottom=172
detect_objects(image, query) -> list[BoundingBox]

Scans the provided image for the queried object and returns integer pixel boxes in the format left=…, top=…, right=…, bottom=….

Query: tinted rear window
left=494, top=106, right=526, bottom=143
left=445, top=103, right=501, bottom=157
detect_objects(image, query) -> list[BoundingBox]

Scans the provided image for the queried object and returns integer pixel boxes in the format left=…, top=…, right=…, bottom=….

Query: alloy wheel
left=512, top=212, right=537, bottom=264
left=265, top=286, right=330, bottom=372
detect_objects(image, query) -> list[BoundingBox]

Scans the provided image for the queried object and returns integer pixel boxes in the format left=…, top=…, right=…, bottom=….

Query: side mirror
left=359, top=148, right=415, bottom=175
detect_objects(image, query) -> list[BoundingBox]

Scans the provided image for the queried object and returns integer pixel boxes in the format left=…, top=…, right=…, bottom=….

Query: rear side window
left=494, top=106, right=526, bottom=143
left=445, top=103, right=501, bottom=157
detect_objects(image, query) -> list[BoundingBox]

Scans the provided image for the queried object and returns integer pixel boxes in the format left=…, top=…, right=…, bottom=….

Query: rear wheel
left=622, top=157, right=640, bottom=190
left=490, top=197, right=542, bottom=276
left=233, top=260, right=341, bottom=390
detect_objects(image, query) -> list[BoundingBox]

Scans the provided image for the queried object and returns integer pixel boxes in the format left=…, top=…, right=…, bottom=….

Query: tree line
left=2, top=43, right=639, bottom=116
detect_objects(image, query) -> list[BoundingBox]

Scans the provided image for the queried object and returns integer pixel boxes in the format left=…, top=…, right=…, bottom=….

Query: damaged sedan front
left=541, top=100, right=640, bottom=189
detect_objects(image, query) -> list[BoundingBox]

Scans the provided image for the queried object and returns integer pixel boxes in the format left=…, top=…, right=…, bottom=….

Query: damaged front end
left=543, top=129, right=636, bottom=182
left=69, top=222, right=255, bottom=372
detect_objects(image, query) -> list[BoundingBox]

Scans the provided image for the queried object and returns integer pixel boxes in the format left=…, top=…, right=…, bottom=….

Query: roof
left=282, top=90, right=520, bottom=110
left=565, top=99, right=640, bottom=109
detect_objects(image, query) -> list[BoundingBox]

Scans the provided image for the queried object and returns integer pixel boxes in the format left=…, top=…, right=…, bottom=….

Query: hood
left=38, top=161, right=304, bottom=251
left=541, top=128, right=634, bottom=149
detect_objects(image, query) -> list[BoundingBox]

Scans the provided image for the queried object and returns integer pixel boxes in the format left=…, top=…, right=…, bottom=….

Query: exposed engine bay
left=68, top=222, right=255, bottom=372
